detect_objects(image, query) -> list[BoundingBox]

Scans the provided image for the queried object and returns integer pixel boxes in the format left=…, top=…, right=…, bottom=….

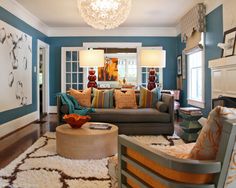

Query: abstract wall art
left=0, top=20, right=32, bottom=112
left=98, top=58, right=118, bottom=81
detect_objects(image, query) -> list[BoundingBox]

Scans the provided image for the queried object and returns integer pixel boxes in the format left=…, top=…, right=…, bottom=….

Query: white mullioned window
left=187, top=49, right=205, bottom=108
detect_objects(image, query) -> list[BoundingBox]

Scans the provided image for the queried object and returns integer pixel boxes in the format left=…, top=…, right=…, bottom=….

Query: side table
left=177, top=107, right=203, bottom=142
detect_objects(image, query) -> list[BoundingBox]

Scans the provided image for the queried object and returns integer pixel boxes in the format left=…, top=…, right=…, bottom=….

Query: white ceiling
left=16, top=0, right=203, bottom=28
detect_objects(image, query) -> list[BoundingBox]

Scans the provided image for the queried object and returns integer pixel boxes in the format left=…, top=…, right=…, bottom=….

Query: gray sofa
left=57, top=92, right=174, bottom=135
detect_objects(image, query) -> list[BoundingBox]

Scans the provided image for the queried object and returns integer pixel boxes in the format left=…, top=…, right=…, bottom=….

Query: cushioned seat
left=88, top=108, right=170, bottom=123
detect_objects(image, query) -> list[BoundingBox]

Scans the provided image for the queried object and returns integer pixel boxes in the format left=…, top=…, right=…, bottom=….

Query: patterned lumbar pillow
left=69, top=88, right=91, bottom=107
left=139, top=86, right=161, bottom=108
left=189, top=106, right=236, bottom=160
left=92, top=88, right=114, bottom=108
left=114, top=89, right=137, bottom=109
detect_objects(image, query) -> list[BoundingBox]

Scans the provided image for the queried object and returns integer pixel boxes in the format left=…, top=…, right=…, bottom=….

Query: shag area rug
left=0, top=132, right=184, bottom=188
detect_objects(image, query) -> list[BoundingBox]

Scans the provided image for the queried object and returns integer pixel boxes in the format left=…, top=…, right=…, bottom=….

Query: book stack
left=179, top=107, right=203, bottom=116
left=177, top=107, right=203, bottom=142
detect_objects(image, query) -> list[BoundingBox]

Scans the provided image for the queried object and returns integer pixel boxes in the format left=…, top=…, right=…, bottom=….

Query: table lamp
left=140, top=49, right=166, bottom=90
left=79, top=49, right=104, bottom=88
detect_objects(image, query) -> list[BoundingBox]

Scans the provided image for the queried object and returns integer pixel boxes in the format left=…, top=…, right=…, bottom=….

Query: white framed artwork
left=0, top=20, right=32, bottom=112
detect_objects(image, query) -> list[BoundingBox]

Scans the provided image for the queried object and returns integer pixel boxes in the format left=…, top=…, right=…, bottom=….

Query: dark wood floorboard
left=0, top=114, right=59, bottom=169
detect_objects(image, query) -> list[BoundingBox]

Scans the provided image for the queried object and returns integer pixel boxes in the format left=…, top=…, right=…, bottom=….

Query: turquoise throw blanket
left=58, top=93, right=95, bottom=115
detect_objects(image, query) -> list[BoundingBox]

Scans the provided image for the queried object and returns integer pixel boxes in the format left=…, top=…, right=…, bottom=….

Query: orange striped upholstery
left=126, top=148, right=214, bottom=186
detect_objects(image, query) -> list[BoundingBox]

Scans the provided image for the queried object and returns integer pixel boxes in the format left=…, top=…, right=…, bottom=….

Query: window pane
left=66, top=84, right=71, bottom=91
left=66, top=62, right=71, bottom=72
left=78, top=84, right=83, bottom=90
left=187, top=50, right=203, bottom=103
left=66, top=73, right=71, bottom=83
left=78, top=73, right=83, bottom=83
left=72, top=84, right=77, bottom=90
left=72, top=73, right=77, bottom=83
left=117, top=58, right=137, bottom=84
left=66, top=51, right=71, bottom=61
left=142, top=73, right=146, bottom=83
left=72, top=51, right=77, bottom=61
left=72, top=62, right=77, bottom=72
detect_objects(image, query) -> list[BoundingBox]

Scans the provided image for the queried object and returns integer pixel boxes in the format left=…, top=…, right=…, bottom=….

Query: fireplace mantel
left=209, top=56, right=236, bottom=99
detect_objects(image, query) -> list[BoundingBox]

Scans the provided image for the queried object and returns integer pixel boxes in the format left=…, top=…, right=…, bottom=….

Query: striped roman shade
left=139, top=86, right=161, bottom=108
left=91, top=88, right=114, bottom=108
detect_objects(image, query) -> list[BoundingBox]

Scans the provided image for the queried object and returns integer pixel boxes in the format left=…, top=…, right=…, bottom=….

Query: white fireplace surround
left=209, top=56, right=236, bottom=100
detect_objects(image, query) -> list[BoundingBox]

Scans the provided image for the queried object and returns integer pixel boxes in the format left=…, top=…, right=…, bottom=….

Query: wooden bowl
left=63, top=114, right=91, bottom=128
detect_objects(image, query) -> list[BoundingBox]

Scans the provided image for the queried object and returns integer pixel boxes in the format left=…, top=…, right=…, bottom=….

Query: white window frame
left=61, top=47, right=84, bottom=92
left=187, top=49, right=205, bottom=108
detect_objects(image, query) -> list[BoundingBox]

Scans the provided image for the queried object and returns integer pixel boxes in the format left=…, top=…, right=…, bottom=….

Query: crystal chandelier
left=77, top=0, right=132, bottom=30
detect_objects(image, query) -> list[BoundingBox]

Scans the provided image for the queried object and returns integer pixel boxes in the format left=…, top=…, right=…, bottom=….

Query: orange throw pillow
left=189, top=107, right=236, bottom=160
left=69, top=88, right=91, bottom=107
left=114, top=89, right=137, bottom=109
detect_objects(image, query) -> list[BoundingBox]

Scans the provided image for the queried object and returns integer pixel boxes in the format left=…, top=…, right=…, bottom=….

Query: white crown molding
left=175, top=23, right=181, bottom=36
left=47, top=26, right=178, bottom=37
left=0, top=0, right=49, bottom=35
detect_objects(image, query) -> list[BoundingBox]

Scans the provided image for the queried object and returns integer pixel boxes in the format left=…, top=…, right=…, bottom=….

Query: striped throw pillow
left=92, top=88, right=114, bottom=108
left=139, top=86, right=161, bottom=108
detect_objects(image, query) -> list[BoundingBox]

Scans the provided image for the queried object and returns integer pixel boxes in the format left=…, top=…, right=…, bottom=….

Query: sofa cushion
left=114, top=89, right=138, bottom=109
left=139, top=86, right=161, bottom=108
left=88, top=108, right=170, bottom=123
left=189, top=107, right=236, bottom=160
left=156, top=101, right=168, bottom=113
left=69, top=88, right=91, bottom=107
left=92, top=88, right=114, bottom=108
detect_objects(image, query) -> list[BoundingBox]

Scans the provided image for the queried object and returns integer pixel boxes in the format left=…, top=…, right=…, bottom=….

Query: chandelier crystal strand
left=78, top=0, right=132, bottom=30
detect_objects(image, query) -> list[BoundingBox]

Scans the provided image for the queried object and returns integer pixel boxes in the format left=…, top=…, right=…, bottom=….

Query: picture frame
left=222, top=27, right=236, bottom=57
left=98, top=57, right=118, bottom=81
left=182, top=52, right=186, bottom=79
left=177, top=55, right=182, bottom=76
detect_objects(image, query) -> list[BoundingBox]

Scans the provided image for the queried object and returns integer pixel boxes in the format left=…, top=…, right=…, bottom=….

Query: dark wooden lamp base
left=147, top=68, right=156, bottom=90
left=87, top=68, right=97, bottom=88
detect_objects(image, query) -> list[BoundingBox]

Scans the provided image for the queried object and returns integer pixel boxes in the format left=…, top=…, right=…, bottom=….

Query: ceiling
left=16, top=0, right=203, bottom=28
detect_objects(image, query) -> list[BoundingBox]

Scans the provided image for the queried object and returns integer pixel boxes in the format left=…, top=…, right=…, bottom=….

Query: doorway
left=37, top=40, right=49, bottom=120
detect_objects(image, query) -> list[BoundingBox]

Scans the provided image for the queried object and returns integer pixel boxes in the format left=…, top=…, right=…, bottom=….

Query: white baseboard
left=0, top=111, right=38, bottom=138
left=49, top=106, right=57, bottom=113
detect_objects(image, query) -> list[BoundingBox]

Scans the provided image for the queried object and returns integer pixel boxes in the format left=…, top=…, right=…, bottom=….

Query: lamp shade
left=140, top=49, right=166, bottom=68
left=79, top=49, right=104, bottom=67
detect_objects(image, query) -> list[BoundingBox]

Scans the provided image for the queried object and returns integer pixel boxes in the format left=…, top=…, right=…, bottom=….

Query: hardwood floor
left=0, top=113, right=181, bottom=169
left=0, top=114, right=59, bottom=169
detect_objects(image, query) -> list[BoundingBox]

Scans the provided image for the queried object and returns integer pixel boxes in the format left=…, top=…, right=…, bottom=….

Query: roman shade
left=180, top=3, right=206, bottom=54
left=184, top=31, right=203, bottom=54
left=180, top=3, right=206, bottom=43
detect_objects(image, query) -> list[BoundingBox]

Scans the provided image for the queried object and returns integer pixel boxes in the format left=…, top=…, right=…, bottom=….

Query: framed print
left=177, top=55, right=182, bottom=76
left=0, top=20, right=32, bottom=112
left=98, top=57, right=118, bottom=81
left=182, top=52, right=186, bottom=79
left=222, top=27, right=236, bottom=57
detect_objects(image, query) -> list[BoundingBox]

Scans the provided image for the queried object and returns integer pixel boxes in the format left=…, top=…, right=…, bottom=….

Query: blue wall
left=176, top=5, right=223, bottom=116
left=0, top=7, right=48, bottom=124
left=48, top=37, right=178, bottom=106
left=0, top=4, right=224, bottom=124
